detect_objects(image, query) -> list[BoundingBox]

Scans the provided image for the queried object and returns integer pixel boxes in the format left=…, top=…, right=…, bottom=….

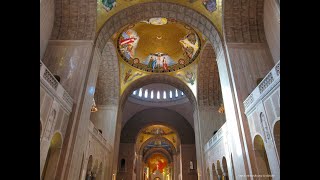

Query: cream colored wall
left=198, top=106, right=226, bottom=146
left=204, top=124, right=233, bottom=180
left=227, top=43, right=275, bottom=99
left=40, top=85, right=71, bottom=178
left=246, top=86, right=280, bottom=180
left=264, top=0, right=280, bottom=63
left=80, top=129, right=112, bottom=180
left=91, top=105, right=119, bottom=145
left=222, top=42, right=274, bottom=177
left=116, top=143, right=135, bottom=180
left=40, top=0, right=54, bottom=59
left=42, top=40, right=94, bottom=101
left=41, top=40, right=103, bottom=180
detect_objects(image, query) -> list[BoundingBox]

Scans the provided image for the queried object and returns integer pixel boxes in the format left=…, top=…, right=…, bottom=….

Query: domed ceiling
left=117, top=18, right=201, bottom=73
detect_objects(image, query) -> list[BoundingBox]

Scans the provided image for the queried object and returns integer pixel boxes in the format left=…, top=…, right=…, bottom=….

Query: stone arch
left=121, top=107, right=195, bottom=144
left=222, top=156, right=229, bottom=180
left=223, top=0, right=266, bottom=43
left=119, top=74, right=197, bottom=111
left=42, top=132, right=63, bottom=180
left=134, top=122, right=181, bottom=146
left=86, top=155, right=93, bottom=178
left=96, top=162, right=103, bottom=180
left=92, top=159, right=99, bottom=177
left=216, top=160, right=223, bottom=179
left=253, top=135, right=272, bottom=179
left=95, top=40, right=120, bottom=106
left=91, top=1, right=250, bottom=177
left=212, top=163, right=218, bottom=180
left=138, top=136, right=177, bottom=156
left=198, top=42, right=223, bottom=107
left=143, top=148, right=173, bottom=163
left=273, top=120, right=280, bottom=159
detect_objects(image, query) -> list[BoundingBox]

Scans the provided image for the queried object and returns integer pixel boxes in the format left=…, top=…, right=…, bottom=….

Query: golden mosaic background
left=97, top=0, right=223, bottom=33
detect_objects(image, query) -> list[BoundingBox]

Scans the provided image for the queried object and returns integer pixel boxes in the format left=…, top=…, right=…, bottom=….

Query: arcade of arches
left=40, top=0, right=280, bottom=180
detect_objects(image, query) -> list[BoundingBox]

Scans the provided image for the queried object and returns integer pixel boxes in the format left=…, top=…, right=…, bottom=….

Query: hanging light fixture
left=218, top=103, right=225, bottom=114
left=91, top=98, right=98, bottom=112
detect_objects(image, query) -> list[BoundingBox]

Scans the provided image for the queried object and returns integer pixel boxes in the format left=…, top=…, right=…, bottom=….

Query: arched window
left=138, top=88, right=142, bottom=97
left=144, top=89, right=148, bottom=98
left=175, top=89, right=178, bottom=97
left=169, top=90, right=173, bottom=99
left=190, top=161, right=194, bottom=170
left=151, top=90, right=154, bottom=99
left=120, top=159, right=126, bottom=172
left=181, top=91, right=184, bottom=96
left=132, top=90, right=137, bottom=95
left=163, top=91, right=166, bottom=99
left=157, top=91, right=160, bottom=99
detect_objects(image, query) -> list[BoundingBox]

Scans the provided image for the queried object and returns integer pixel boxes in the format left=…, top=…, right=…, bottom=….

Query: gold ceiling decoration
left=96, top=0, right=223, bottom=33
left=117, top=18, right=201, bottom=73
left=136, top=125, right=179, bottom=151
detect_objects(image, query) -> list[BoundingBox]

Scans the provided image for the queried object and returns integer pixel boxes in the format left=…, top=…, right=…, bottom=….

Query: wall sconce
left=91, top=98, right=98, bottom=112
left=218, top=103, right=225, bottom=114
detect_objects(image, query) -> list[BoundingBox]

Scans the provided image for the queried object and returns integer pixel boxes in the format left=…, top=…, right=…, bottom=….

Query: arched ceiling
left=94, top=40, right=120, bottom=106
left=224, top=0, right=266, bottom=43
left=97, top=0, right=223, bottom=33
left=50, top=0, right=266, bottom=45
left=129, top=83, right=188, bottom=105
left=120, top=108, right=195, bottom=144
left=136, top=125, right=179, bottom=153
left=119, top=74, right=197, bottom=111
left=198, top=42, right=223, bottom=107
left=51, top=0, right=96, bottom=40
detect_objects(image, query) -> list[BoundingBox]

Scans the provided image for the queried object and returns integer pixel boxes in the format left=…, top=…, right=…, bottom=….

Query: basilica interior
left=40, top=0, right=280, bottom=179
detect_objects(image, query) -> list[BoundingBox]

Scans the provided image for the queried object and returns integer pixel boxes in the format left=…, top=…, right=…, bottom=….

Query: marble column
left=42, top=40, right=102, bottom=180
left=136, top=155, right=143, bottom=180
left=193, top=109, right=205, bottom=179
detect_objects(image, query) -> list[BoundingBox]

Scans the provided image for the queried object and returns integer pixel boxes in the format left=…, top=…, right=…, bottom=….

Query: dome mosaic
left=117, top=17, right=201, bottom=73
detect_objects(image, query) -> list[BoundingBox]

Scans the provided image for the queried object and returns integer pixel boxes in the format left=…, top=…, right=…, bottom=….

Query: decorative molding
left=43, top=69, right=58, bottom=90
left=243, top=61, right=280, bottom=112
left=48, top=40, right=94, bottom=46
left=204, top=123, right=227, bottom=152
left=275, top=61, right=280, bottom=76
left=88, top=121, right=113, bottom=152
left=258, top=73, right=274, bottom=93
left=40, top=60, right=73, bottom=113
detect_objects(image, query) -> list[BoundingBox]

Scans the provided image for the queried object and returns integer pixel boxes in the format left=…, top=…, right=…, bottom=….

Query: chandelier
left=218, top=103, right=225, bottom=114
left=91, top=98, right=98, bottom=112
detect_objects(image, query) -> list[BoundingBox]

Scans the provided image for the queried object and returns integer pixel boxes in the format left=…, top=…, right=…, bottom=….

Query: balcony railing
left=243, top=61, right=280, bottom=113
left=40, top=60, right=73, bottom=113
left=204, top=123, right=227, bottom=152
left=88, top=121, right=112, bottom=151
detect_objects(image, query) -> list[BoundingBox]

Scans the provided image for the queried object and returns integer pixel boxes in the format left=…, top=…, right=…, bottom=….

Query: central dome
left=117, top=18, right=201, bottom=73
